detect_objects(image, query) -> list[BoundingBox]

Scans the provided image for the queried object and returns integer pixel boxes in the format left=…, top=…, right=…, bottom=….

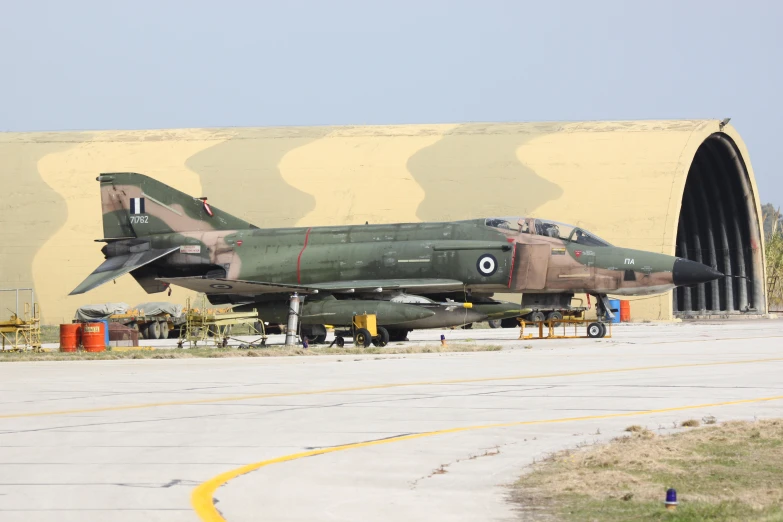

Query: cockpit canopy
left=484, top=217, right=612, bottom=247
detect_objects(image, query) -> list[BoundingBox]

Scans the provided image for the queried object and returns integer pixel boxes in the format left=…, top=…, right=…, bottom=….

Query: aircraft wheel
left=529, top=312, right=546, bottom=324
left=334, top=336, right=345, bottom=348
left=501, top=318, right=520, bottom=328
left=354, top=328, right=372, bottom=348
left=487, top=319, right=501, bottom=329
left=305, top=334, right=326, bottom=345
left=598, top=322, right=607, bottom=338
left=546, top=311, right=563, bottom=327
left=587, top=322, right=603, bottom=338
left=373, top=327, right=390, bottom=347
left=386, top=329, right=409, bottom=342
left=146, top=322, right=161, bottom=340
left=460, top=323, right=473, bottom=330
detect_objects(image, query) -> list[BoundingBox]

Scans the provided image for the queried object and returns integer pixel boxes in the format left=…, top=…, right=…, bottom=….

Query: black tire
left=146, top=322, right=161, bottom=340
left=500, top=318, right=520, bottom=328
left=387, top=329, right=409, bottom=342
left=587, top=322, right=603, bottom=338
left=460, top=323, right=473, bottom=330
left=136, top=323, right=147, bottom=340
left=207, top=325, right=218, bottom=337
left=487, top=319, right=501, bottom=329
left=354, top=328, right=372, bottom=348
left=529, top=311, right=546, bottom=323
left=373, top=327, right=390, bottom=347
left=546, top=311, right=563, bottom=327
left=305, top=334, right=327, bottom=345
left=159, top=322, right=170, bottom=339
left=335, top=336, right=345, bottom=348
left=598, top=322, right=607, bottom=338
left=253, top=321, right=265, bottom=335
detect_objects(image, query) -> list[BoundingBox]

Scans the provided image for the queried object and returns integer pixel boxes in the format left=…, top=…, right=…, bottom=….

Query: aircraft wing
left=156, top=277, right=319, bottom=295
left=310, top=279, right=465, bottom=293
left=157, top=277, right=465, bottom=295
left=70, top=247, right=181, bottom=295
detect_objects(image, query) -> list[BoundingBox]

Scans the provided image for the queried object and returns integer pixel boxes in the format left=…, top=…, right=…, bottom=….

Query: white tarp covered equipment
left=134, top=302, right=183, bottom=318
left=74, top=303, right=129, bottom=321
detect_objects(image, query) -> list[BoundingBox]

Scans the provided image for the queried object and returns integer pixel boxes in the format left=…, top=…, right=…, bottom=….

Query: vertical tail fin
left=98, top=172, right=256, bottom=239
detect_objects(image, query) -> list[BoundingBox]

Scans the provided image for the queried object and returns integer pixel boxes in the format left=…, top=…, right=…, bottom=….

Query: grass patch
left=40, top=325, right=61, bottom=343
left=512, top=419, right=783, bottom=521
left=0, top=343, right=502, bottom=362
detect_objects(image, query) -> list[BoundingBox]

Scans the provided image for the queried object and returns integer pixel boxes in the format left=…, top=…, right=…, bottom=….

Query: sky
left=2, top=0, right=782, bottom=207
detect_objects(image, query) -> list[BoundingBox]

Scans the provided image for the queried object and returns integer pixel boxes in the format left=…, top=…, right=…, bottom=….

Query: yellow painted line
left=191, top=393, right=783, bottom=521
left=2, top=356, right=783, bottom=420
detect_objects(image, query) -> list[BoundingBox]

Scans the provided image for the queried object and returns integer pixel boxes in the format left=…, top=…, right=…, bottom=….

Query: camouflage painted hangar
left=0, top=119, right=766, bottom=324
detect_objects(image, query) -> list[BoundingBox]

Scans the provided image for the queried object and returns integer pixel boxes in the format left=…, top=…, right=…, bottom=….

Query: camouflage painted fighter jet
left=71, top=173, right=722, bottom=343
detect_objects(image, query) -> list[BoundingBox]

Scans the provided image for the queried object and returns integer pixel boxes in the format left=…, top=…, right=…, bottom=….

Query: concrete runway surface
left=1, top=320, right=782, bottom=522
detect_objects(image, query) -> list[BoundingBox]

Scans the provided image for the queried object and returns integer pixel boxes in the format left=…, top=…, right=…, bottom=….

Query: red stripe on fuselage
left=507, top=242, right=517, bottom=288
left=296, top=228, right=312, bottom=284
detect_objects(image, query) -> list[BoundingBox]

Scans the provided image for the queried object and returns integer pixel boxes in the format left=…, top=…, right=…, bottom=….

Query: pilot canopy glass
left=484, top=217, right=612, bottom=247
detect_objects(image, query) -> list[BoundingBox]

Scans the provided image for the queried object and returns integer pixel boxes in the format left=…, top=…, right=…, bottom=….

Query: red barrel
left=82, top=322, right=106, bottom=352
left=59, top=324, right=81, bottom=352
left=620, top=300, right=631, bottom=322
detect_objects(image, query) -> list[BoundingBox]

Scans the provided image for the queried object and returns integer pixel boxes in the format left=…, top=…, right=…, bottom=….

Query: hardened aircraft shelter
left=0, top=119, right=766, bottom=323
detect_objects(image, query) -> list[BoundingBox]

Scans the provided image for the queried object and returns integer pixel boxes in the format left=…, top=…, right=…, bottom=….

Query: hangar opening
left=674, top=133, right=765, bottom=316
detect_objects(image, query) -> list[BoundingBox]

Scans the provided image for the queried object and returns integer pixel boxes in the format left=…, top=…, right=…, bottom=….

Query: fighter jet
left=71, top=173, right=722, bottom=344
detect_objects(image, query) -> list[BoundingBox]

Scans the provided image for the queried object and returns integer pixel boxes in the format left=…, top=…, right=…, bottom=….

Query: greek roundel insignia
left=477, top=254, right=498, bottom=276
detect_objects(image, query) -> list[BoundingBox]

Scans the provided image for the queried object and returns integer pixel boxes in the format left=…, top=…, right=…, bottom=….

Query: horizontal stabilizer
left=70, top=247, right=180, bottom=295
left=158, top=277, right=466, bottom=295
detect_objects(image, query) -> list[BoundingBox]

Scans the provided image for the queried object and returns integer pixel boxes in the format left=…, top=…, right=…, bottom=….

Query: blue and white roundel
left=477, top=254, right=498, bottom=276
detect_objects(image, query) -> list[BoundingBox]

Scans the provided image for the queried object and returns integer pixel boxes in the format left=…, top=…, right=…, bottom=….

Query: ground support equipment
left=518, top=317, right=611, bottom=340
left=178, top=297, right=266, bottom=349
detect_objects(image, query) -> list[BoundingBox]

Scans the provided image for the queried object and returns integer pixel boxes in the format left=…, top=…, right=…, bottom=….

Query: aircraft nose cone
left=672, top=258, right=723, bottom=286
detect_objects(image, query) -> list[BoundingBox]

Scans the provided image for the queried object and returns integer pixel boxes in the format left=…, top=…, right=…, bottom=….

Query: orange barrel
left=620, top=300, right=631, bottom=322
left=82, top=322, right=106, bottom=352
left=59, top=324, right=81, bottom=352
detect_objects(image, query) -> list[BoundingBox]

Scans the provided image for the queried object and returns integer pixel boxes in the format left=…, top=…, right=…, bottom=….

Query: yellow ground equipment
left=352, top=313, right=377, bottom=348
left=177, top=296, right=266, bottom=348
left=352, top=313, right=377, bottom=336
left=0, top=289, right=41, bottom=352
left=330, top=313, right=384, bottom=348
left=518, top=317, right=612, bottom=340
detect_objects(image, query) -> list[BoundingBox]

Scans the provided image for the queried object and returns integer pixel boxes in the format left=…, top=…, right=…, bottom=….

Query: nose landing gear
left=587, top=322, right=607, bottom=338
